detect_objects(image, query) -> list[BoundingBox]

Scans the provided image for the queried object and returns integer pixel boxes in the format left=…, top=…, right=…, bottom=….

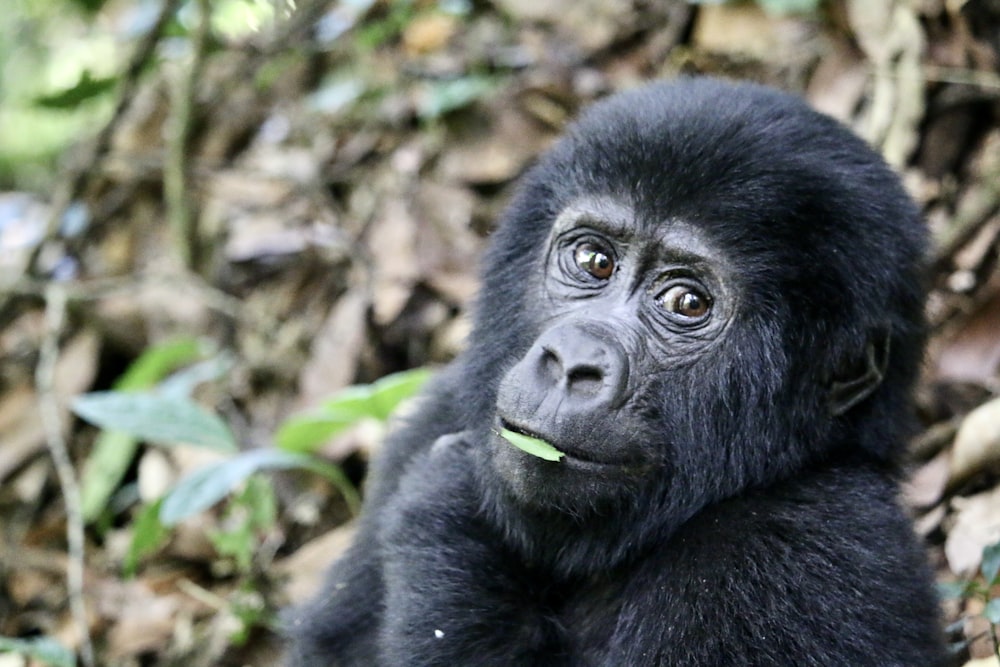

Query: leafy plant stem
left=165, top=0, right=212, bottom=271
left=35, top=285, right=95, bottom=667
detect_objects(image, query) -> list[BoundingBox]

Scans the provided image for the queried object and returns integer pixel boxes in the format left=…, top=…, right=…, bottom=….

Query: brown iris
left=574, top=243, right=614, bottom=280
left=659, top=285, right=711, bottom=319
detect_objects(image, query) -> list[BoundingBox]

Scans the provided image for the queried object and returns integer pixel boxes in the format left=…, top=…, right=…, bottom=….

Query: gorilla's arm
left=283, top=369, right=472, bottom=666
left=377, top=434, right=569, bottom=667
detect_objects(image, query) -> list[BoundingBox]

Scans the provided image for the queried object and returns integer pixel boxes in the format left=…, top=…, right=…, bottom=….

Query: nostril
left=540, top=347, right=563, bottom=382
left=565, top=365, right=604, bottom=396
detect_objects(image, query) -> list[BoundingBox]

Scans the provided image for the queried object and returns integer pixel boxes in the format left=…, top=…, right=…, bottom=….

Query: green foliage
left=982, top=540, right=1000, bottom=586
left=80, top=338, right=207, bottom=523
left=498, top=428, right=565, bottom=462
left=77, top=361, right=426, bottom=575
left=945, top=539, right=1000, bottom=657
left=65, top=0, right=108, bottom=12
left=33, top=70, right=118, bottom=109
left=685, top=0, right=822, bottom=16
left=208, top=476, right=277, bottom=574
left=417, top=76, right=497, bottom=121
left=159, top=448, right=358, bottom=525
left=277, top=368, right=432, bottom=452
left=226, top=584, right=269, bottom=645
left=124, top=499, right=170, bottom=577
left=356, top=0, right=415, bottom=50
left=73, top=391, right=238, bottom=452
left=0, top=636, right=74, bottom=667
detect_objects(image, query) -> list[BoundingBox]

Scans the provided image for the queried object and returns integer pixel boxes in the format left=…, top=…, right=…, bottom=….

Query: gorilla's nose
left=526, top=322, right=629, bottom=408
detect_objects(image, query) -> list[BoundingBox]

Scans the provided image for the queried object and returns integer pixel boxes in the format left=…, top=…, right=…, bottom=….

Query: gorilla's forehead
left=551, top=196, right=723, bottom=262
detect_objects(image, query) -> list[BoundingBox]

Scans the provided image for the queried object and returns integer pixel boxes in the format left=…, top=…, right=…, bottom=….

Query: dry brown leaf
left=0, top=331, right=99, bottom=482
left=493, top=0, right=633, bottom=53
left=936, top=289, right=1000, bottom=384
left=440, top=104, right=553, bottom=185
left=944, top=485, right=1000, bottom=575
left=402, top=13, right=457, bottom=55
left=847, top=0, right=925, bottom=166
left=369, top=198, right=420, bottom=325
left=96, top=580, right=185, bottom=659
left=691, top=3, right=813, bottom=59
left=276, top=523, right=357, bottom=605
left=949, top=396, right=1000, bottom=485
left=903, top=450, right=951, bottom=509
left=807, top=39, right=869, bottom=122
left=297, top=290, right=368, bottom=408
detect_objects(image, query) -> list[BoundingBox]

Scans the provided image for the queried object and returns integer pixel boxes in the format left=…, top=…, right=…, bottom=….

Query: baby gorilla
left=286, top=78, right=946, bottom=666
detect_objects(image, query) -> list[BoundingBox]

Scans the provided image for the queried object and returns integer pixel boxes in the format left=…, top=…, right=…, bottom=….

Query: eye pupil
left=575, top=244, right=614, bottom=280
left=661, top=285, right=711, bottom=320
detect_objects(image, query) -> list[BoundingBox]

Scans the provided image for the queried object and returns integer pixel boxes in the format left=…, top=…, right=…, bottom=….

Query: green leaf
left=320, top=385, right=380, bottom=421
left=275, top=412, right=358, bottom=453
left=115, top=339, right=205, bottom=390
left=277, top=368, right=432, bottom=452
left=158, top=353, right=234, bottom=399
left=982, top=540, right=1000, bottom=585
left=124, top=499, right=169, bottom=577
left=66, top=0, right=108, bottom=12
left=499, top=428, right=564, bottom=462
left=985, top=597, right=1000, bottom=624
left=34, top=70, right=118, bottom=109
left=935, top=580, right=970, bottom=601
left=0, top=636, right=74, bottom=667
left=160, top=449, right=358, bottom=525
left=370, top=368, right=432, bottom=419
left=80, top=339, right=207, bottom=523
left=73, top=392, right=237, bottom=452
left=417, top=76, right=496, bottom=120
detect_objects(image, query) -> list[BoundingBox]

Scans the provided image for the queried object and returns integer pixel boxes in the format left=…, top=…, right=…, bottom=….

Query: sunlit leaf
left=275, top=412, right=358, bottom=453
left=499, top=428, right=564, bottom=462
left=370, top=368, right=432, bottom=419
left=277, top=368, right=432, bottom=452
left=73, top=392, right=237, bottom=452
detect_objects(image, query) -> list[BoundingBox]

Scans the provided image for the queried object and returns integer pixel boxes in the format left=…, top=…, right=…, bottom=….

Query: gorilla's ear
left=828, top=329, right=891, bottom=416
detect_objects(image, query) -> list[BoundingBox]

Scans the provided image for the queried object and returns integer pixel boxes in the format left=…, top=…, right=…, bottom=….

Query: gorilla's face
left=487, top=197, right=739, bottom=511
left=465, top=79, right=925, bottom=526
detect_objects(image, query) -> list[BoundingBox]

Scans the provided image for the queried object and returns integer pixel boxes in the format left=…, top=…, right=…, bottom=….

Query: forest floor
left=1, top=1, right=1000, bottom=665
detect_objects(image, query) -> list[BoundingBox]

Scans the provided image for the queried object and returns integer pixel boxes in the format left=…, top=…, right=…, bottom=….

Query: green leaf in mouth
left=498, top=428, right=565, bottom=462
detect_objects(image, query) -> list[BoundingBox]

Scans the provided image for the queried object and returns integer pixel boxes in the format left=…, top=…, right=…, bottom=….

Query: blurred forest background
left=1, top=0, right=1000, bottom=665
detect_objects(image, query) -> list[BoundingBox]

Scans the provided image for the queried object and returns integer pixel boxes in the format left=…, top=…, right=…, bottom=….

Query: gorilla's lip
left=496, top=417, right=622, bottom=468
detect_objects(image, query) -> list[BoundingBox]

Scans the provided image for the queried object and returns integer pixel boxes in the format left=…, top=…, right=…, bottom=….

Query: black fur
left=285, top=78, right=946, bottom=666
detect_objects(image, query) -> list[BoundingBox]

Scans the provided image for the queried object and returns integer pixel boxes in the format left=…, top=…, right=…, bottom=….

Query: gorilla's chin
left=485, top=425, right=648, bottom=515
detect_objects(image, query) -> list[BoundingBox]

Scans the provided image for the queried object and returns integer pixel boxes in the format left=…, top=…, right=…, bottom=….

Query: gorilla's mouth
left=497, top=417, right=616, bottom=467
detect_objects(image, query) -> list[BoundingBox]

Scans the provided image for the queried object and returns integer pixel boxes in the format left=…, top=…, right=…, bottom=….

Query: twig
left=165, top=0, right=212, bottom=270
left=2, top=270, right=246, bottom=321
left=35, top=284, right=94, bottom=667
left=27, top=0, right=185, bottom=276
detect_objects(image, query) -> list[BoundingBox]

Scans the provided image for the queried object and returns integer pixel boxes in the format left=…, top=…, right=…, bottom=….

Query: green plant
left=72, top=356, right=430, bottom=642
left=939, top=539, right=1000, bottom=659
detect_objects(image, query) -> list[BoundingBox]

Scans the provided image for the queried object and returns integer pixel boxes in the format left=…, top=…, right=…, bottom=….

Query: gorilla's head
left=457, top=78, right=926, bottom=567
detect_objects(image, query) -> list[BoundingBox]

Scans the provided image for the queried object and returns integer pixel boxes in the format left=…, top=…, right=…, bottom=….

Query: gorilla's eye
left=574, top=243, right=615, bottom=280
left=658, top=284, right=711, bottom=320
